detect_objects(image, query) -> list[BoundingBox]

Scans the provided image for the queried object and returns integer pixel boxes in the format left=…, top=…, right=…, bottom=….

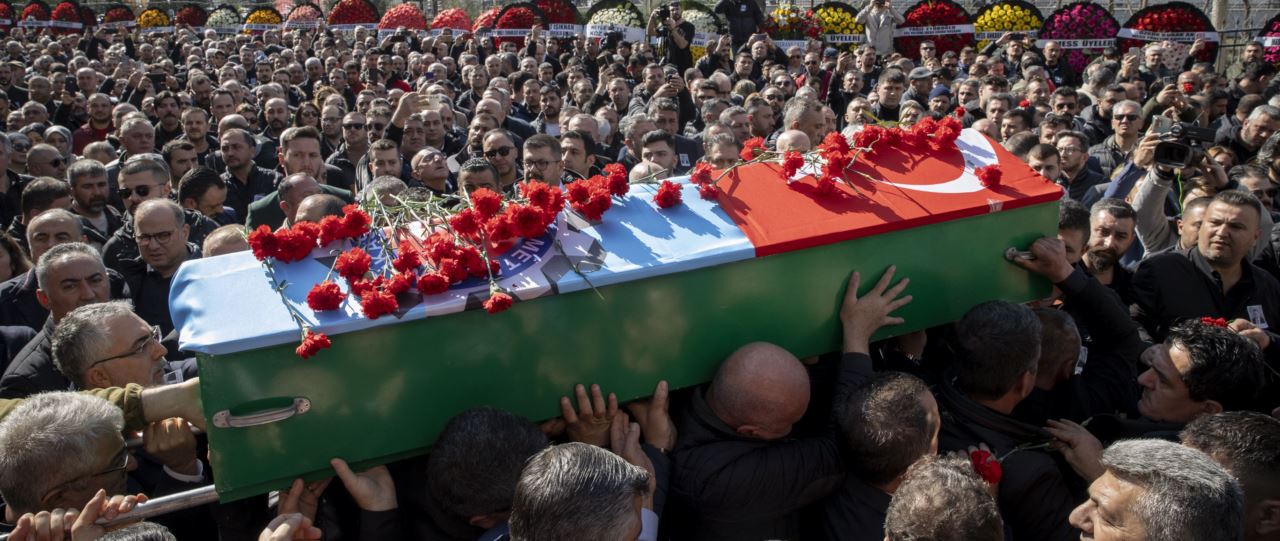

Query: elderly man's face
left=1243, top=114, right=1280, bottom=148
left=28, top=149, right=65, bottom=179
left=1068, top=470, right=1148, bottom=541
left=43, top=431, right=131, bottom=512
left=94, top=312, right=168, bottom=388
left=38, top=253, right=108, bottom=322
left=122, top=125, right=155, bottom=155
left=135, top=206, right=189, bottom=276
left=412, top=149, right=448, bottom=183
left=27, top=215, right=79, bottom=262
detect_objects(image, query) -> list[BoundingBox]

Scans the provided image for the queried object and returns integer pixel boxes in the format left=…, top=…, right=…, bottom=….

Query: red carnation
left=1199, top=316, right=1228, bottom=328
left=335, top=248, right=371, bottom=282
left=698, top=183, right=718, bottom=200
left=387, top=271, right=415, bottom=295
left=485, top=214, right=516, bottom=242
left=483, top=291, right=514, bottom=314
left=567, top=180, right=593, bottom=205
left=782, top=151, right=805, bottom=179
left=318, top=215, right=346, bottom=245
left=341, top=205, right=371, bottom=238
left=248, top=225, right=279, bottom=261
left=815, top=177, right=841, bottom=197
left=604, top=163, right=629, bottom=196
left=460, top=246, right=489, bottom=278
left=1019, top=99, right=1031, bottom=108
left=417, top=271, right=450, bottom=295
left=449, top=208, right=483, bottom=240
left=295, top=329, right=331, bottom=359
left=741, top=137, right=766, bottom=161
left=359, top=287, right=399, bottom=319
left=954, top=106, right=967, bottom=117
left=470, top=188, right=503, bottom=219
left=654, top=181, right=683, bottom=209
left=521, top=181, right=553, bottom=208
left=425, top=232, right=458, bottom=264
left=273, top=227, right=318, bottom=263
left=975, top=165, right=1003, bottom=188
left=306, top=281, right=345, bottom=311
left=854, top=125, right=883, bottom=154
left=508, top=203, right=548, bottom=239
left=392, top=245, right=421, bottom=274
left=690, top=162, right=713, bottom=185
left=969, top=450, right=1003, bottom=485
left=437, top=258, right=468, bottom=283
left=820, top=132, right=851, bottom=156
left=1181, top=82, right=1195, bottom=94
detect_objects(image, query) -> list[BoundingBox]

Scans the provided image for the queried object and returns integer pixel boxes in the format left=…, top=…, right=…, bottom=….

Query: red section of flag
left=714, top=131, right=1063, bottom=257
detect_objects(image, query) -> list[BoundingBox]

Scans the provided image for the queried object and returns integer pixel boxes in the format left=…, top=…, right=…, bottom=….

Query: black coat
left=0, top=268, right=130, bottom=332
left=937, top=382, right=1081, bottom=541
left=0, top=324, right=35, bottom=376
left=103, top=209, right=218, bottom=276
left=663, top=353, right=871, bottom=540
left=1133, top=248, right=1280, bottom=343
left=806, top=475, right=890, bottom=541
left=0, top=317, right=62, bottom=398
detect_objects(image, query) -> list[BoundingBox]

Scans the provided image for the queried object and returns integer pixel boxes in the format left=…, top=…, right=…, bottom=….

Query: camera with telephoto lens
left=1150, top=116, right=1216, bottom=169
left=655, top=5, right=670, bottom=20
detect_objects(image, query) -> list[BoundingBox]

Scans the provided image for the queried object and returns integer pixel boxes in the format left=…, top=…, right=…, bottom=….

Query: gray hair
left=509, top=442, right=651, bottom=540
left=0, top=391, right=124, bottom=513
left=135, top=198, right=185, bottom=227
left=35, top=241, right=101, bottom=292
left=1111, top=99, right=1142, bottom=116
left=619, top=114, right=656, bottom=142
left=120, top=154, right=169, bottom=184
left=52, top=300, right=136, bottom=389
left=782, top=96, right=823, bottom=130
left=1101, top=439, right=1243, bottom=541
left=1247, top=105, right=1280, bottom=124
left=67, top=158, right=107, bottom=187
left=884, top=455, right=1003, bottom=541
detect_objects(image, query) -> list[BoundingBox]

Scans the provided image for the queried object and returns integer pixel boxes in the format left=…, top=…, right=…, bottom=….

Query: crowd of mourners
left=0, top=0, right=1276, bottom=538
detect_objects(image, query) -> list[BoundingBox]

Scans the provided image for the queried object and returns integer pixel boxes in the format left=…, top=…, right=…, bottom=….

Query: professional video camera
left=1150, top=116, right=1217, bottom=169
left=655, top=5, right=670, bottom=20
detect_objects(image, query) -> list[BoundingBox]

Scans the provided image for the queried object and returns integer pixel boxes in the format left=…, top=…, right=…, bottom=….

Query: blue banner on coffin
left=170, top=181, right=753, bottom=356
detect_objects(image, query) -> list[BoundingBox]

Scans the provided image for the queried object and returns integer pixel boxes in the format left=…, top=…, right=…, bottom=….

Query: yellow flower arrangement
left=974, top=2, right=1042, bottom=49
left=137, top=8, right=169, bottom=28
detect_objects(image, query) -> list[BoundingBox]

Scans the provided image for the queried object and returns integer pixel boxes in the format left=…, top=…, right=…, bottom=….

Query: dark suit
left=245, top=184, right=354, bottom=231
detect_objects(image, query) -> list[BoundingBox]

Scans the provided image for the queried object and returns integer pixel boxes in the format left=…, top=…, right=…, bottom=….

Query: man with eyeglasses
left=25, top=144, right=65, bottom=180
left=1055, top=131, right=1107, bottom=204
left=325, top=112, right=372, bottom=192
left=103, top=156, right=216, bottom=277
left=1089, top=100, right=1144, bottom=180
left=410, top=147, right=454, bottom=195
left=122, top=200, right=194, bottom=338
left=482, top=130, right=521, bottom=195
left=318, top=105, right=344, bottom=160
left=522, top=135, right=568, bottom=188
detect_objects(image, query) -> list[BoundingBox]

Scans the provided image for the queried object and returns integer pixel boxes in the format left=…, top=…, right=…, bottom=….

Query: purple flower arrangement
left=1040, top=2, right=1119, bottom=72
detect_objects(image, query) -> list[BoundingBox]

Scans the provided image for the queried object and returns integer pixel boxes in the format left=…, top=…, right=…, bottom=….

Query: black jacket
left=664, top=353, right=871, bottom=540
left=0, top=317, right=63, bottom=398
left=807, top=475, right=890, bottom=541
left=0, top=324, right=35, bottom=376
left=221, top=165, right=282, bottom=224
left=77, top=205, right=126, bottom=247
left=103, top=209, right=218, bottom=276
left=1014, top=269, right=1146, bottom=426
left=0, top=268, right=129, bottom=332
left=937, top=382, right=1081, bottom=541
left=1133, top=247, right=1280, bottom=343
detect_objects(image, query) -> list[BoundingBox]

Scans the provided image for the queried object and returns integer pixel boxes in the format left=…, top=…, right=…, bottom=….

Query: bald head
left=776, top=130, right=811, bottom=153
left=707, top=342, right=810, bottom=441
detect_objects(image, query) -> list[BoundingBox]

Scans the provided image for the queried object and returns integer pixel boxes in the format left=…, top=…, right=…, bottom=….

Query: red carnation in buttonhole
left=654, top=181, right=683, bottom=209
left=307, top=281, right=345, bottom=311
left=248, top=225, right=279, bottom=261
left=741, top=137, right=766, bottom=161
left=970, top=450, right=1003, bottom=484
left=335, top=248, right=371, bottom=282
left=295, top=329, right=331, bottom=359
left=782, top=151, right=805, bottom=179
left=470, top=188, right=503, bottom=219
left=484, top=290, right=514, bottom=314
left=975, top=165, right=1003, bottom=188
left=359, top=287, right=399, bottom=319
left=417, top=272, right=450, bottom=295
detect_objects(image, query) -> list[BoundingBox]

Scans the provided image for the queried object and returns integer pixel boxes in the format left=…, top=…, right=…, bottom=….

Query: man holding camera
left=855, top=0, right=903, bottom=57
left=714, top=0, right=765, bottom=51
left=648, top=2, right=696, bottom=74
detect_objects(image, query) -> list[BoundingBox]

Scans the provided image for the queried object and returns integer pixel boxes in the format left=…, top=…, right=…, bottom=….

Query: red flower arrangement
left=654, top=181, right=683, bottom=209
left=689, top=162, right=719, bottom=200
left=20, top=1, right=49, bottom=21
left=378, top=3, right=427, bottom=30
left=1260, top=14, right=1280, bottom=66
left=307, top=281, right=345, bottom=311
left=1039, top=3, right=1119, bottom=72
left=49, top=1, right=78, bottom=34
left=0, top=3, right=13, bottom=26
left=741, top=137, right=767, bottom=161
left=970, top=449, right=1003, bottom=484
left=494, top=5, right=543, bottom=47
left=473, top=7, right=499, bottom=31
left=1199, top=316, right=1228, bottom=328
left=430, top=7, right=472, bottom=31
left=1117, top=3, right=1217, bottom=65
left=174, top=5, right=207, bottom=27
left=295, top=329, right=331, bottom=359
left=326, top=0, right=377, bottom=26
left=895, top=0, right=974, bottom=61
left=536, top=0, right=578, bottom=26
left=102, top=4, right=131, bottom=24
left=567, top=175, right=616, bottom=221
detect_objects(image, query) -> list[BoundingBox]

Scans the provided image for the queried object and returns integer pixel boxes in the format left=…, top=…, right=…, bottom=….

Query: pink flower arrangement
left=1262, top=15, right=1280, bottom=66
left=1039, top=2, right=1120, bottom=72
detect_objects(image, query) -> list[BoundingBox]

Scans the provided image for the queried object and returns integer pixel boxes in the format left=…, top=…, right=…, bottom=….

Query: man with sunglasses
left=25, top=144, right=65, bottom=180
left=482, top=129, right=522, bottom=195
left=325, top=111, right=371, bottom=192
left=103, top=156, right=216, bottom=277
left=1089, top=100, right=1144, bottom=180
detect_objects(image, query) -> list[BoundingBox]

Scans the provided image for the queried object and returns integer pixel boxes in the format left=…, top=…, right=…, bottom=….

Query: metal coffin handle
left=212, top=397, right=311, bottom=429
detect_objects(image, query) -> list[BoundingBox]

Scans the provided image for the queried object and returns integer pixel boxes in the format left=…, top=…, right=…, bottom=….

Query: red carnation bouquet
left=101, top=4, right=133, bottom=27
left=326, top=0, right=377, bottom=26
left=494, top=3, right=545, bottom=47
left=20, top=1, right=49, bottom=22
left=0, top=2, right=13, bottom=27
left=48, top=0, right=77, bottom=33
left=895, top=0, right=974, bottom=60
left=473, top=7, right=499, bottom=31
left=1261, top=14, right=1280, bottom=67
left=536, top=0, right=579, bottom=26
left=174, top=5, right=207, bottom=27
left=430, top=7, right=472, bottom=31
left=378, top=3, right=427, bottom=30
left=285, top=2, right=321, bottom=27
left=1118, top=2, right=1217, bottom=66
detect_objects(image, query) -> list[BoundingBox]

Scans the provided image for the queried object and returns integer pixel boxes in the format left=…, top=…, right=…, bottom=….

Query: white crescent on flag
left=878, top=128, right=1000, bottom=195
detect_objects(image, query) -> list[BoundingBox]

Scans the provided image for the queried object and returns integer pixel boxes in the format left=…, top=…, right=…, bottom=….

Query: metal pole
left=0, top=485, right=220, bottom=541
